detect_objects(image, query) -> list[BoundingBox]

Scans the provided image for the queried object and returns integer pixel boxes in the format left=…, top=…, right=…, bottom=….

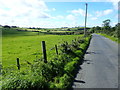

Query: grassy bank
left=97, top=33, right=119, bottom=43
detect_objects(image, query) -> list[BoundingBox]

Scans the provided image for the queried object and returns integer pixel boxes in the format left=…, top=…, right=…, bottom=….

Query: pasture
left=1, top=27, right=91, bottom=88
left=2, top=29, right=83, bottom=69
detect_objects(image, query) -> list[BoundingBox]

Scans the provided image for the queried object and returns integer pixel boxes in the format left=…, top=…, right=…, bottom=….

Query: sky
left=0, top=0, right=119, bottom=28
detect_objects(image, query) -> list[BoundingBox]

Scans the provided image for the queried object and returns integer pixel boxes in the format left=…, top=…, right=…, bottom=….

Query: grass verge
left=97, top=33, right=119, bottom=43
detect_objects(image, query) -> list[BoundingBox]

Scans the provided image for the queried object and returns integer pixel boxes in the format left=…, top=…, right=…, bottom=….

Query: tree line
left=90, top=19, right=119, bottom=38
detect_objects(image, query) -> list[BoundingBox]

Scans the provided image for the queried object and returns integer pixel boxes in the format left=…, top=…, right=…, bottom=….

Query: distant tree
left=3, top=25, right=11, bottom=28
left=102, top=19, right=111, bottom=34
left=95, top=26, right=101, bottom=30
left=28, top=27, right=32, bottom=29
left=103, top=19, right=111, bottom=27
left=47, top=30, right=50, bottom=32
left=32, top=27, right=35, bottom=29
left=90, top=27, right=96, bottom=33
left=11, top=26, right=17, bottom=28
left=67, top=28, right=71, bottom=31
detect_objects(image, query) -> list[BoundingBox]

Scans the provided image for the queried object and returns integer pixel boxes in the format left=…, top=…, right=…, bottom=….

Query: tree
left=103, top=19, right=111, bottom=27
left=95, top=26, right=101, bottom=30
left=90, top=27, right=95, bottom=33
left=11, top=26, right=17, bottom=28
left=114, top=23, right=120, bottom=38
left=67, top=28, right=71, bottom=31
left=102, top=19, right=111, bottom=34
left=3, top=25, right=11, bottom=28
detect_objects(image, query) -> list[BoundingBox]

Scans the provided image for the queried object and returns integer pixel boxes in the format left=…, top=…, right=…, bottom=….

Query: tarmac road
left=72, top=33, right=118, bottom=88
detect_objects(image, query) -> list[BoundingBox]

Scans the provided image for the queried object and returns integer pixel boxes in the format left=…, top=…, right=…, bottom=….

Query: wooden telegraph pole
left=84, top=3, right=88, bottom=37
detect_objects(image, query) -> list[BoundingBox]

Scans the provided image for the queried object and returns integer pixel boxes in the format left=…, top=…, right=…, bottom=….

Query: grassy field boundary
left=97, top=33, right=119, bottom=43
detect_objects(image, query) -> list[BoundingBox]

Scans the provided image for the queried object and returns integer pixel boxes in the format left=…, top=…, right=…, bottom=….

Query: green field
left=2, top=29, right=83, bottom=69
left=2, top=27, right=91, bottom=89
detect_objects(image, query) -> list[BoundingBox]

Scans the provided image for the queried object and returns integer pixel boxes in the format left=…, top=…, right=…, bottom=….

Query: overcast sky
left=0, top=0, right=119, bottom=28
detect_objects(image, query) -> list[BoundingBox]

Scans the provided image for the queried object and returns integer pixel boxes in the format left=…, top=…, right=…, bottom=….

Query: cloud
left=91, top=17, right=98, bottom=20
left=103, top=9, right=113, bottom=15
left=112, top=2, right=118, bottom=10
left=0, top=0, right=52, bottom=27
left=71, top=8, right=85, bottom=16
left=95, top=9, right=113, bottom=17
left=52, top=8, right=56, bottom=11
left=70, top=8, right=92, bottom=17
left=90, top=9, right=113, bottom=21
left=55, top=15, right=64, bottom=19
left=38, top=12, right=52, bottom=18
left=0, top=0, right=118, bottom=28
left=66, top=14, right=76, bottom=21
left=95, top=11, right=102, bottom=17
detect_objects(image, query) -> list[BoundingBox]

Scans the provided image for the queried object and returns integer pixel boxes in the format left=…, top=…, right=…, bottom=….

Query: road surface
left=72, top=34, right=118, bottom=88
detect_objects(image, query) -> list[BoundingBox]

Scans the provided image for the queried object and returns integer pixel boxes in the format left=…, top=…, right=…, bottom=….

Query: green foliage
left=2, top=29, right=91, bottom=89
left=64, top=61, right=77, bottom=74
left=75, top=50, right=83, bottom=58
left=58, top=74, right=71, bottom=88
left=103, top=19, right=111, bottom=27
left=2, top=72, right=49, bottom=89
left=92, top=19, right=119, bottom=42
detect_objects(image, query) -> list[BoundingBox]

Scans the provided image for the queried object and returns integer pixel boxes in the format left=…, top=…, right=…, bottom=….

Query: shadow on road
left=70, top=55, right=93, bottom=88
left=86, top=51, right=96, bottom=54
left=74, top=80, right=85, bottom=83
left=84, top=59, right=91, bottom=62
left=79, top=59, right=92, bottom=65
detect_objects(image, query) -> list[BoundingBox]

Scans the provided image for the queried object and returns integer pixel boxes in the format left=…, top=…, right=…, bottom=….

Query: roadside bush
left=64, top=61, right=77, bottom=74
left=54, top=74, right=71, bottom=88
left=31, top=61, right=53, bottom=81
left=59, top=74, right=71, bottom=88
left=2, top=72, right=49, bottom=89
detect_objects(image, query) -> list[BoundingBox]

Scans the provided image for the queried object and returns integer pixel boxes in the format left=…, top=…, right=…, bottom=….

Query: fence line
left=41, top=41, right=47, bottom=63
left=13, top=37, right=84, bottom=70
left=55, top=45, right=58, bottom=55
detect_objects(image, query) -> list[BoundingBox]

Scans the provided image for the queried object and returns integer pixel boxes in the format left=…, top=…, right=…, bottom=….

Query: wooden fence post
left=16, top=58, right=20, bottom=70
left=41, top=41, right=47, bottom=63
left=55, top=45, right=58, bottom=55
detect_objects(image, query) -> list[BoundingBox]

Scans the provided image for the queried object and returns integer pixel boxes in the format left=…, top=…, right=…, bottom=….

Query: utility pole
left=84, top=3, right=88, bottom=37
